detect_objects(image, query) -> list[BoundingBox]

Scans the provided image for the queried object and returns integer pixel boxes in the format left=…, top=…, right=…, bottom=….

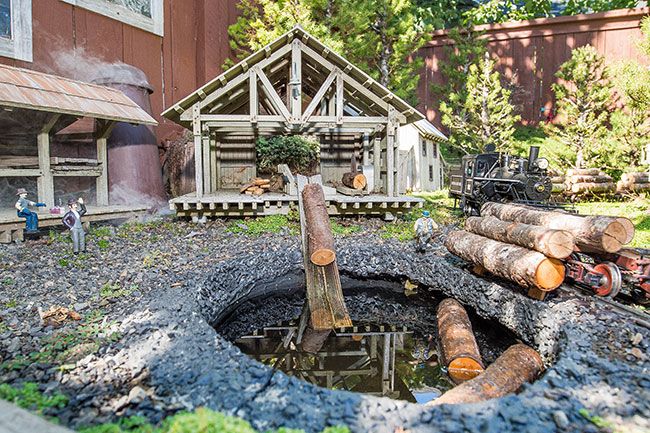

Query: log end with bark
left=535, top=257, right=566, bottom=290
left=302, top=184, right=337, bottom=267
left=342, top=172, right=367, bottom=190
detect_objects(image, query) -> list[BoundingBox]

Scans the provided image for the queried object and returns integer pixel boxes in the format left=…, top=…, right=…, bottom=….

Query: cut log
left=569, top=174, right=612, bottom=183
left=427, top=344, right=544, bottom=406
left=570, top=182, right=615, bottom=194
left=480, top=202, right=633, bottom=253
left=566, top=168, right=601, bottom=176
left=252, top=187, right=264, bottom=196
left=550, top=176, right=565, bottom=184
left=341, top=172, right=367, bottom=190
left=437, top=299, right=484, bottom=383
left=301, top=328, right=331, bottom=354
left=253, top=178, right=271, bottom=186
left=622, top=172, right=650, bottom=184
left=302, top=183, right=336, bottom=266
left=465, top=216, right=575, bottom=259
left=239, top=182, right=254, bottom=193
left=618, top=181, right=650, bottom=193
left=444, top=230, right=565, bottom=291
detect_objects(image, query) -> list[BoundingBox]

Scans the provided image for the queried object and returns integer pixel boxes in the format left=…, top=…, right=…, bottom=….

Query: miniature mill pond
left=216, top=285, right=519, bottom=404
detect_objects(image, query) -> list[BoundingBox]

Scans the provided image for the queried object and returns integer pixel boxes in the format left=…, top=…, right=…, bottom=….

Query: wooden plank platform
left=0, top=205, right=149, bottom=243
left=297, top=174, right=352, bottom=331
left=169, top=190, right=423, bottom=217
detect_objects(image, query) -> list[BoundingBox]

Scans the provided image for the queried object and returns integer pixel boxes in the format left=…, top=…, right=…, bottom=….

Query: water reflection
left=235, top=321, right=454, bottom=403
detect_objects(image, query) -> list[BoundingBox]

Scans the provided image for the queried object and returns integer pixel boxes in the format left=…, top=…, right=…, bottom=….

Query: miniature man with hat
left=413, top=210, right=439, bottom=253
left=14, top=188, right=46, bottom=233
left=62, top=197, right=87, bottom=254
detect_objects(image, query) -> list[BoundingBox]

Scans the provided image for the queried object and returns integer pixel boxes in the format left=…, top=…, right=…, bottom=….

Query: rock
left=631, top=333, right=643, bottom=346
left=127, top=386, right=147, bottom=404
left=553, top=410, right=570, bottom=429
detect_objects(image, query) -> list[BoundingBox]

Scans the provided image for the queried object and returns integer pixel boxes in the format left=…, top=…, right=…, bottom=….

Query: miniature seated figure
left=413, top=210, right=439, bottom=253
left=14, top=188, right=46, bottom=233
left=62, top=198, right=87, bottom=254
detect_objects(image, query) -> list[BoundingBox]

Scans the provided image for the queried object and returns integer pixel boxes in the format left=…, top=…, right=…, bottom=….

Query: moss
left=227, top=215, right=298, bottom=236
left=0, top=382, right=68, bottom=414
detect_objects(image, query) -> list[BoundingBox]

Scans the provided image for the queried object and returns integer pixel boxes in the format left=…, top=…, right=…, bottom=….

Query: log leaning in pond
left=444, top=230, right=565, bottom=291
left=437, top=299, right=484, bottom=383
left=341, top=172, right=367, bottom=190
left=465, top=216, right=575, bottom=259
left=302, top=183, right=336, bottom=266
left=480, top=202, right=633, bottom=254
left=427, top=344, right=544, bottom=406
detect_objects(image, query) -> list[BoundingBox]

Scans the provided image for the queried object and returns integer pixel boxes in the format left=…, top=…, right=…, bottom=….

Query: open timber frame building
left=163, top=26, right=445, bottom=217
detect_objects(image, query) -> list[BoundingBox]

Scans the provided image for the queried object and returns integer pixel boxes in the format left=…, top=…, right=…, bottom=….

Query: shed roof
left=412, top=119, right=447, bottom=142
left=162, top=26, right=425, bottom=126
left=0, top=64, right=157, bottom=125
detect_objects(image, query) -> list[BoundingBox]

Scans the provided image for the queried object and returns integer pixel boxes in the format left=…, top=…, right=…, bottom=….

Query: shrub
left=256, top=135, right=319, bottom=174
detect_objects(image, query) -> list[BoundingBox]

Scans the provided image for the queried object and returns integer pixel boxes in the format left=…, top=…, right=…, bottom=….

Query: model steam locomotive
left=449, top=145, right=553, bottom=216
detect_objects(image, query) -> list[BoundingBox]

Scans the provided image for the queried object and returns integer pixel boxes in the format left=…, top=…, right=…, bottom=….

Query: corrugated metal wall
left=417, top=7, right=650, bottom=127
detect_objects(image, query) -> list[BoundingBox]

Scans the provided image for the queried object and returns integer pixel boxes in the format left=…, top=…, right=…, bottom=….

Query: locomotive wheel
left=592, top=263, right=622, bottom=297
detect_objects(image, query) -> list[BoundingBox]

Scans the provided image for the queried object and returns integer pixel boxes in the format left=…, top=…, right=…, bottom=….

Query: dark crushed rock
left=0, top=218, right=648, bottom=433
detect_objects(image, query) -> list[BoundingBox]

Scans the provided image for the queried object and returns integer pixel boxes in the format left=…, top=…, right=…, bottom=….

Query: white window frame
left=61, top=0, right=163, bottom=36
left=0, top=0, right=33, bottom=62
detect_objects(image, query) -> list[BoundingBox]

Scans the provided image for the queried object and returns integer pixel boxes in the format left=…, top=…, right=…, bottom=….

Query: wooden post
left=249, top=69, right=258, bottom=124
left=215, top=138, right=221, bottom=190
left=362, top=133, right=370, bottom=166
left=211, top=135, right=218, bottom=192
left=193, top=104, right=203, bottom=198
left=95, top=120, right=114, bottom=206
left=373, top=135, right=382, bottom=193
left=386, top=127, right=395, bottom=196
left=336, top=70, right=344, bottom=125
left=290, top=39, right=302, bottom=122
left=202, top=124, right=211, bottom=194
left=37, top=114, right=61, bottom=207
left=394, top=125, right=400, bottom=195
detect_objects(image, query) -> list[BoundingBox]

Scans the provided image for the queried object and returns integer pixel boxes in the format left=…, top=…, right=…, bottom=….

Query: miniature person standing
left=414, top=210, right=439, bottom=253
left=14, top=188, right=46, bottom=232
left=62, top=198, right=87, bottom=254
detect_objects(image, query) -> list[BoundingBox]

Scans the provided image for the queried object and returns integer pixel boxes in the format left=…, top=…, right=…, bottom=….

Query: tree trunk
left=437, top=299, right=484, bottom=383
left=480, top=202, right=633, bottom=253
left=302, top=183, right=336, bottom=266
left=465, top=216, right=575, bottom=259
left=444, top=230, right=565, bottom=291
left=373, top=8, right=392, bottom=87
left=341, top=172, right=367, bottom=190
left=427, top=344, right=544, bottom=406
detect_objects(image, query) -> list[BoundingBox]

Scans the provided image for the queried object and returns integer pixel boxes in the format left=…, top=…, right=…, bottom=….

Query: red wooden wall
left=417, top=7, right=650, bottom=128
left=0, top=0, right=240, bottom=144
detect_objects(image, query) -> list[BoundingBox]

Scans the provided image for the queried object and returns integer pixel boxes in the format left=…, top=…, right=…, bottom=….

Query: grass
left=4, top=299, right=18, bottom=308
left=99, top=283, right=134, bottom=300
left=79, top=408, right=350, bottom=433
left=574, top=198, right=650, bottom=248
left=227, top=215, right=298, bottom=236
left=330, top=219, right=362, bottom=236
left=0, top=382, right=68, bottom=415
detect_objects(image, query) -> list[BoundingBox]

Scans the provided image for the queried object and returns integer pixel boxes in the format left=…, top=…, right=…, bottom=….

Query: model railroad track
left=558, top=284, right=650, bottom=329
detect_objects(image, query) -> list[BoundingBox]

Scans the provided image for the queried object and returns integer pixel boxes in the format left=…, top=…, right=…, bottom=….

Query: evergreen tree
left=440, top=51, right=520, bottom=154
left=561, top=0, right=637, bottom=16
left=463, top=0, right=551, bottom=25
left=546, top=45, right=613, bottom=169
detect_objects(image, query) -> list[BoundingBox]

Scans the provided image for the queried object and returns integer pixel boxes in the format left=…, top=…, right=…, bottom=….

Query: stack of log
left=444, top=202, right=635, bottom=300
left=617, top=172, right=650, bottom=194
left=550, top=173, right=566, bottom=194
left=239, top=177, right=271, bottom=196
left=564, top=168, right=615, bottom=196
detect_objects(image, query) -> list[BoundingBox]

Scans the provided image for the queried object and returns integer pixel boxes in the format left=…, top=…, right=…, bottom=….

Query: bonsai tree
left=255, top=135, right=320, bottom=174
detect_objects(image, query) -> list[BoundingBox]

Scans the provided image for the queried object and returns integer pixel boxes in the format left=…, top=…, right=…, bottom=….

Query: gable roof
left=162, top=26, right=425, bottom=126
left=0, top=64, right=157, bottom=125
left=412, top=119, right=447, bottom=142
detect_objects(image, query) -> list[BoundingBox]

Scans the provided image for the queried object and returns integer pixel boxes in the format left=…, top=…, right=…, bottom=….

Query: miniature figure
left=62, top=197, right=87, bottom=254
left=14, top=188, right=46, bottom=233
left=414, top=210, right=439, bottom=253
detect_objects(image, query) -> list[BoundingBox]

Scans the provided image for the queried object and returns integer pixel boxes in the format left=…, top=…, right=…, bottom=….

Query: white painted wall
left=397, top=124, right=443, bottom=192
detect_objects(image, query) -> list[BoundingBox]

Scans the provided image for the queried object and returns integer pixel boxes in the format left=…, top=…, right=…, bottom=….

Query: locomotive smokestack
left=528, top=146, right=540, bottom=169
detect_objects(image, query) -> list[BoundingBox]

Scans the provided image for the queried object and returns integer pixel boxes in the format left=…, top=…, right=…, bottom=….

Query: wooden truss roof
left=162, top=26, right=425, bottom=132
left=0, top=64, right=157, bottom=125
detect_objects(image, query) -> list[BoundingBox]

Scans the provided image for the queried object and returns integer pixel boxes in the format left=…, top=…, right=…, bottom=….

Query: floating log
left=566, top=168, right=601, bottom=176
left=444, top=230, right=565, bottom=291
left=569, top=174, right=612, bottom=184
left=465, top=216, right=575, bottom=259
left=342, top=172, right=367, bottom=190
left=427, top=344, right=544, bottom=406
left=437, top=299, right=484, bottom=383
left=302, top=183, right=336, bottom=266
left=569, top=182, right=615, bottom=194
left=480, top=202, right=633, bottom=253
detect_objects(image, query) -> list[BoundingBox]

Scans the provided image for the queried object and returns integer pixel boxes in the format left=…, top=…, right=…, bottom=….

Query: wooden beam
left=36, top=114, right=61, bottom=207
left=255, top=66, right=292, bottom=123
left=373, top=135, right=382, bottom=193
left=95, top=120, right=115, bottom=206
left=386, top=105, right=398, bottom=197
left=301, top=69, right=338, bottom=123
left=202, top=124, right=211, bottom=194
left=0, top=168, right=42, bottom=177
left=290, top=39, right=302, bottom=121
left=336, top=70, right=344, bottom=125
left=363, top=133, right=370, bottom=166
left=193, top=104, right=204, bottom=198
left=200, top=114, right=285, bottom=123
left=249, top=69, right=258, bottom=123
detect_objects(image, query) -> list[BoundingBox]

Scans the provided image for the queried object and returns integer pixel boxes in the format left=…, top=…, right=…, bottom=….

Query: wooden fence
left=417, top=7, right=650, bottom=127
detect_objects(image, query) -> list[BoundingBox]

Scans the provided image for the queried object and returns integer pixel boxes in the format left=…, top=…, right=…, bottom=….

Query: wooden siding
left=417, top=7, right=650, bottom=127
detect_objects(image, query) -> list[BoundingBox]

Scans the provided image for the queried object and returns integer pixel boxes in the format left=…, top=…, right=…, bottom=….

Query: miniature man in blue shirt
left=14, top=188, right=46, bottom=232
left=414, top=210, right=439, bottom=253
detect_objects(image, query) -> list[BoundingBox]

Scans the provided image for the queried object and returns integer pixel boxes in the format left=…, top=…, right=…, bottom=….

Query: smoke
left=109, top=183, right=167, bottom=211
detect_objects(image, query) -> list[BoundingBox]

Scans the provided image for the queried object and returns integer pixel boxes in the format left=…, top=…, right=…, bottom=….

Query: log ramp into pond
left=296, top=175, right=352, bottom=353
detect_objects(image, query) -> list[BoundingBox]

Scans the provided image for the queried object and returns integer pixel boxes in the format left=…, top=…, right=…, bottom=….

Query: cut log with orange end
left=342, top=172, right=367, bottom=190
left=302, top=183, right=336, bottom=267
left=437, top=298, right=484, bottom=383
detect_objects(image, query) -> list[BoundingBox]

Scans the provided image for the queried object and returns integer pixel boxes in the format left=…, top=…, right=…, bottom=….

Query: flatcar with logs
left=449, top=145, right=553, bottom=216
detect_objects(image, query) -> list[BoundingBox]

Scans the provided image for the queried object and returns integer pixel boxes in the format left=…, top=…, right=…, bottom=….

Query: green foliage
left=546, top=45, right=612, bottom=170
left=574, top=198, right=650, bottom=248
left=562, top=0, right=636, bottom=16
left=80, top=408, right=350, bottom=433
left=511, top=125, right=572, bottom=172
left=227, top=215, right=298, bottom=236
left=578, top=408, right=616, bottom=430
left=0, top=382, right=68, bottom=414
left=640, top=16, right=650, bottom=58
left=1, top=277, right=13, bottom=286
left=4, top=298, right=18, bottom=308
left=440, top=51, right=520, bottom=154
left=99, top=283, right=134, bottom=300
left=97, top=239, right=110, bottom=250
left=256, top=135, right=320, bottom=174
left=330, top=219, right=362, bottom=235
left=462, top=0, right=550, bottom=25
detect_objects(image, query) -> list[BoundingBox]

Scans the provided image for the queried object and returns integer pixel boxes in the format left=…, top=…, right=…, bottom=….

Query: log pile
left=564, top=168, right=615, bottom=196
left=550, top=174, right=566, bottom=194
left=444, top=202, right=635, bottom=300
left=239, top=177, right=271, bottom=196
left=617, top=172, right=650, bottom=194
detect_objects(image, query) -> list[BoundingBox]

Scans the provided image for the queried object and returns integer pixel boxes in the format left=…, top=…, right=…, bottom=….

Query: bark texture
left=341, top=172, right=367, bottom=190
left=302, top=184, right=336, bottom=266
